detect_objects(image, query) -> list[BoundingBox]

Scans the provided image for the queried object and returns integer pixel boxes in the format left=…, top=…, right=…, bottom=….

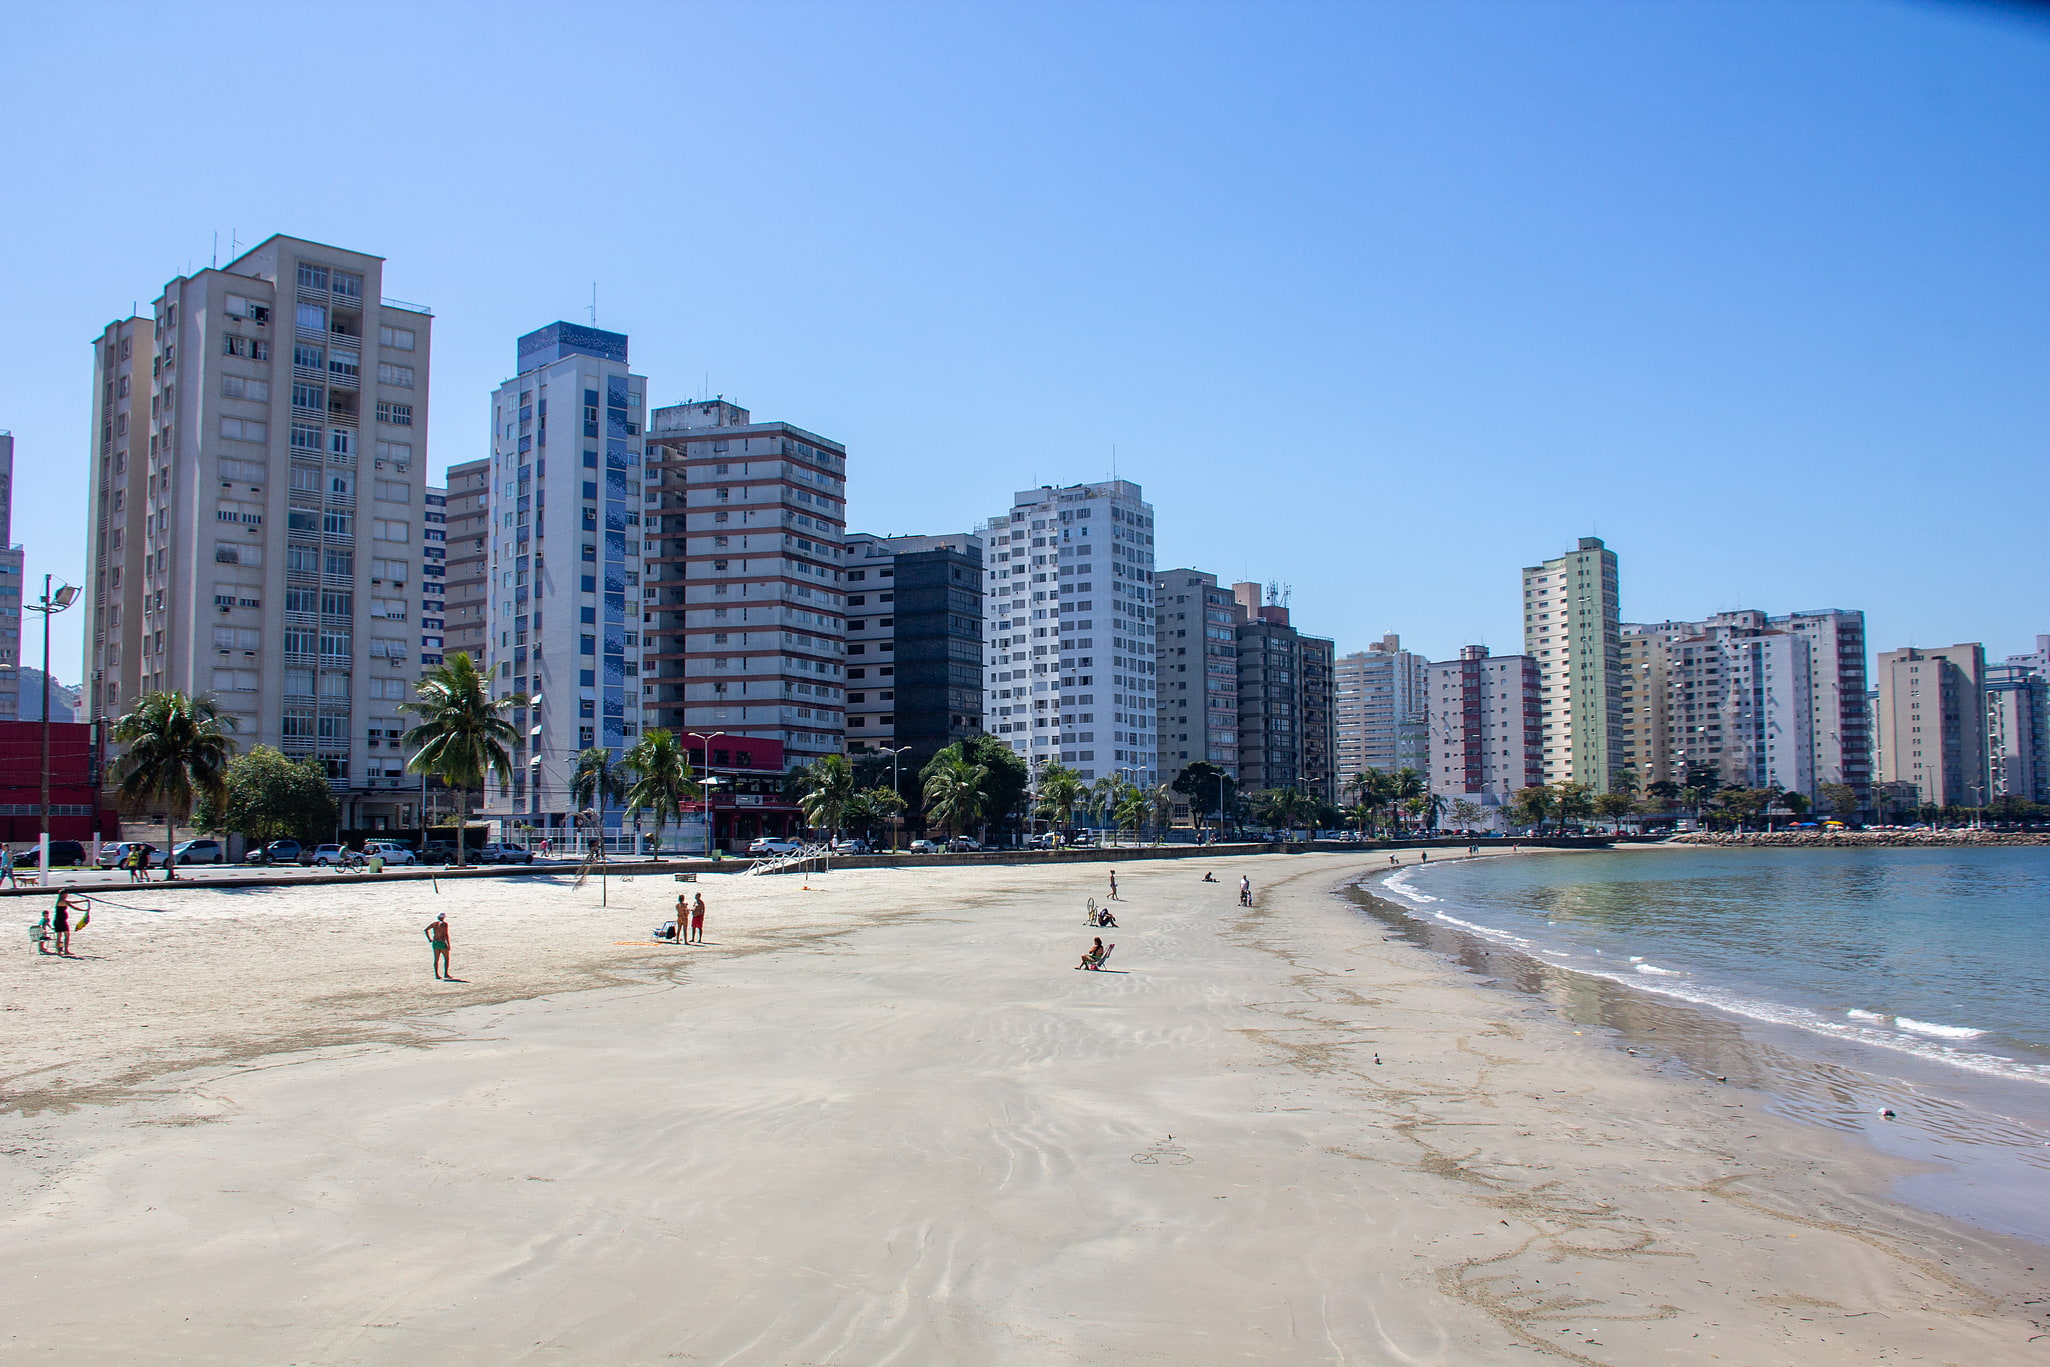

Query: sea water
left=1368, top=845, right=2050, bottom=1243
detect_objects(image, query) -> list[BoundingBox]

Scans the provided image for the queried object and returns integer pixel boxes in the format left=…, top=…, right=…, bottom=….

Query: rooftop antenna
left=211, top=231, right=217, bottom=268
left=230, top=228, right=240, bottom=258
left=1111, top=444, right=1117, bottom=482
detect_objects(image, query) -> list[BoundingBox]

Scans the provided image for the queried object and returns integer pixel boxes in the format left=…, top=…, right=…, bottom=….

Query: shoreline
left=3, top=853, right=2044, bottom=1363
left=1359, top=853, right=2050, bottom=1250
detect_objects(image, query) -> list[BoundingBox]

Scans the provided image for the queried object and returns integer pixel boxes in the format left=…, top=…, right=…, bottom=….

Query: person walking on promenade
left=689, top=892, right=707, bottom=944
left=1238, top=874, right=1252, bottom=907
left=426, top=912, right=451, bottom=979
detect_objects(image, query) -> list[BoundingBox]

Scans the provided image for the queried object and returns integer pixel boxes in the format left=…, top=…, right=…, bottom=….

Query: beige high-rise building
left=83, top=235, right=434, bottom=828
left=1874, top=644, right=1986, bottom=808
left=441, top=457, right=490, bottom=664
left=1333, top=634, right=1429, bottom=780
left=1521, top=536, right=1623, bottom=791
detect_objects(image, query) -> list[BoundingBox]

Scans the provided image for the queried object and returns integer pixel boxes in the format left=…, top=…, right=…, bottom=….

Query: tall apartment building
left=419, top=487, right=447, bottom=668
left=841, top=532, right=985, bottom=763
left=1874, top=644, right=1987, bottom=808
left=1984, top=663, right=2048, bottom=804
left=1153, top=568, right=1240, bottom=790
left=84, top=235, right=434, bottom=828
left=0, top=430, right=21, bottom=719
left=83, top=315, right=155, bottom=730
left=1620, top=608, right=1868, bottom=800
left=1426, top=645, right=1543, bottom=826
left=1522, top=537, right=1623, bottom=791
left=1229, top=583, right=1335, bottom=797
left=1299, top=634, right=1338, bottom=803
left=1333, top=634, right=1429, bottom=780
left=981, top=481, right=1156, bottom=786
left=643, top=399, right=848, bottom=771
left=441, top=457, right=490, bottom=663
left=2007, top=635, right=2050, bottom=677
left=478, top=324, right=649, bottom=836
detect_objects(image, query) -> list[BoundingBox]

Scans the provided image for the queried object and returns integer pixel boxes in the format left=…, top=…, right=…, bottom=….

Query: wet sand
left=1, top=852, right=2042, bottom=1364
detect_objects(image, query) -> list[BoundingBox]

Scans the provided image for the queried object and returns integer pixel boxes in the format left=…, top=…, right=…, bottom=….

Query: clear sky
left=4, top=0, right=2046, bottom=685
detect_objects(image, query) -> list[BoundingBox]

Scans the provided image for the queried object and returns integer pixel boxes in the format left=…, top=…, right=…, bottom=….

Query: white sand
left=0, top=852, right=2041, bottom=1364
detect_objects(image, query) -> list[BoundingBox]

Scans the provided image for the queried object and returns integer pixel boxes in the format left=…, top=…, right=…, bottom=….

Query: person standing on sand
left=52, top=889, right=82, bottom=955
left=689, top=892, right=706, bottom=944
left=426, top=912, right=451, bottom=979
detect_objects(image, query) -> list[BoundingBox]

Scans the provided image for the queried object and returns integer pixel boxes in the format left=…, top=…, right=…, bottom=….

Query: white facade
left=982, top=481, right=1156, bottom=785
left=0, top=431, right=20, bottom=719
left=83, top=235, right=433, bottom=827
left=1521, top=537, right=1623, bottom=791
left=481, top=324, right=649, bottom=835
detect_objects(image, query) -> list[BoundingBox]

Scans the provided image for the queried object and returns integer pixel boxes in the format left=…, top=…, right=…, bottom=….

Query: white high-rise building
left=1521, top=536, right=1624, bottom=792
left=481, top=324, right=649, bottom=840
left=1426, top=645, right=1543, bottom=827
left=981, top=481, right=1156, bottom=786
left=84, top=235, right=434, bottom=829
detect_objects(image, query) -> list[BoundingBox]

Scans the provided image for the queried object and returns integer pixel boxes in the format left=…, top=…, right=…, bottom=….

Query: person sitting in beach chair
left=1075, top=937, right=1114, bottom=970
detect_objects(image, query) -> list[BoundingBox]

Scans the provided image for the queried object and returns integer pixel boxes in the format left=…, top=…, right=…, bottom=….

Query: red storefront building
left=680, top=733, right=803, bottom=851
left=0, top=721, right=122, bottom=844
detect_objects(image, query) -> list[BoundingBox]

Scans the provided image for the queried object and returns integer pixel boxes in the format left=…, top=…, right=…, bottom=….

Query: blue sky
left=4, top=0, right=2045, bottom=684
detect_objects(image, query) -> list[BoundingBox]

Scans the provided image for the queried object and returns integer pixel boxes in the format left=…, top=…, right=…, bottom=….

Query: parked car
left=362, top=840, right=418, bottom=866
left=246, top=839, right=303, bottom=865
left=478, top=843, right=534, bottom=865
left=747, top=836, right=804, bottom=856
left=830, top=837, right=872, bottom=854
left=947, top=836, right=982, bottom=852
left=171, top=839, right=223, bottom=864
left=419, top=843, right=458, bottom=865
left=1026, top=832, right=1063, bottom=849
left=45, top=841, right=87, bottom=867
left=305, top=843, right=349, bottom=866
left=99, top=841, right=163, bottom=869
left=907, top=838, right=943, bottom=854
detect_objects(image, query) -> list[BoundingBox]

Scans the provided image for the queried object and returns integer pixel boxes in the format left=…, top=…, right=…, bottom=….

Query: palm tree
left=621, top=727, right=698, bottom=854
left=1149, top=784, right=1174, bottom=844
left=1086, top=773, right=1124, bottom=838
left=113, top=691, right=238, bottom=878
left=1036, top=763, right=1086, bottom=838
left=796, top=753, right=857, bottom=840
left=1389, top=768, right=1427, bottom=835
left=923, top=757, right=988, bottom=838
left=1113, top=787, right=1149, bottom=842
left=571, top=746, right=626, bottom=812
left=399, top=652, right=522, bottom=868
left=1344, top=800, right=1375, bottom=837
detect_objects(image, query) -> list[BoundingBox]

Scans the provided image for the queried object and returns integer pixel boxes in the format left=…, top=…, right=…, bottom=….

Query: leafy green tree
left=796, top=753, right=857, bottom=838
left=1510, top=784, right=1555, bottom=833
left=198, top=745, right=337, bottom=846
left=113, top=691, right=239, bottom=874
left=1171, top=761, right=1236, bottom=830
left=1553, top=781, right=1594, bottom=830
left=1645, top=779, right=1681, bottom=807
left=1592, top=791, right=1634, bottom=829
left=1448, top=797, right=1487, bottom=830
left=1818, top=782, right=1859, bottom=824
left=622, top=727, right=698, bottom=852
left=400, top=652, right=522, bottom=868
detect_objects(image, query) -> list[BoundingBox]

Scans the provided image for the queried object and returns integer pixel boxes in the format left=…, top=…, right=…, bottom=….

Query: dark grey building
left=1230, top=581, right=1336, bottom=800
left=843, top=532, right=983, bottom=765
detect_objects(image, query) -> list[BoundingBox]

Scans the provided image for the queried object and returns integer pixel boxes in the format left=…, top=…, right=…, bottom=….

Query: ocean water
left=1365, top=845, right=2050, bottom=1243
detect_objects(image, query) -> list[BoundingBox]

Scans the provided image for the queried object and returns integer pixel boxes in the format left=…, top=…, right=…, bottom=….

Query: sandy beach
left=2, top=850, right=2043, bottom=1365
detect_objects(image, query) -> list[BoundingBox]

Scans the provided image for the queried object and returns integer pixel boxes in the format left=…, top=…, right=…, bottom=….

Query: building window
left=377, top=363, right=414, bottom=388
left=376, top=401, right=413, bottom=426
left=379, top=326, right=415, bottom=350
left=296, top=303, right=327, bottom=333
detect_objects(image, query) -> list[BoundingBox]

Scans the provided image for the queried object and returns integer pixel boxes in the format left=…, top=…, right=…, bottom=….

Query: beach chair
left=1076, top=942, right=1116, bottom=971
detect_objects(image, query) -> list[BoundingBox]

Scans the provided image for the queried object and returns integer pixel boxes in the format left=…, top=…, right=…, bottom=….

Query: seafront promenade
left=3, top=851, right=2042, bottom=1364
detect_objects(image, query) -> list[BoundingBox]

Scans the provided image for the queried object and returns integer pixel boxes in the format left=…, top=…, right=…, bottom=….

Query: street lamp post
left=694, top=731, right=727, bottom=856
left=27, top=576, right=79, bottom=878
left=878, top=745, right=909, bottom=851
